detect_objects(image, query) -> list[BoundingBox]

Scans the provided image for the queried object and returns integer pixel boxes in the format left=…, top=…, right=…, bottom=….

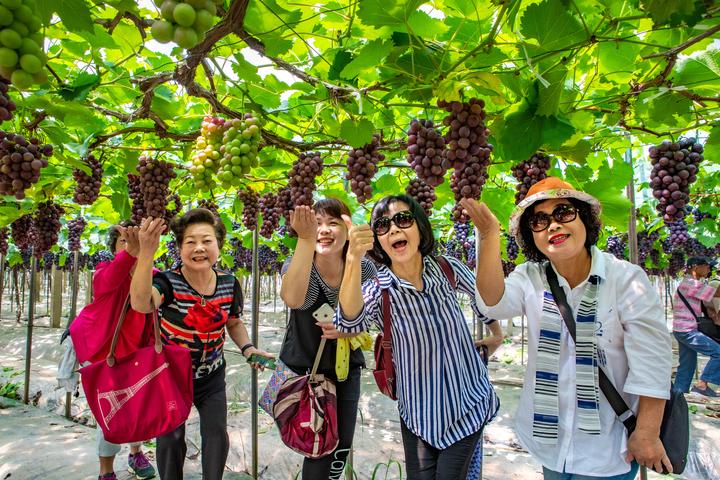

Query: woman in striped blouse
left=336, top=194, right=503, bottom=479
left=130, top=209, right=271, bottom=480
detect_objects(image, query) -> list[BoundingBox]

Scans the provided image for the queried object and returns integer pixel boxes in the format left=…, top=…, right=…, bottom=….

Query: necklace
left=181, top=266, right=214, bottom=306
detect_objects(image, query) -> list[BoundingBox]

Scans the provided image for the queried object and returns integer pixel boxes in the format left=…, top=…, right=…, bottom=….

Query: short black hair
left=518, top=198, right=601, bottom=263
left=170, top=208, right=226, bottom=249
left=107, top=220, right=136, bottom=253
left=368, top=195, right=435, bottom=266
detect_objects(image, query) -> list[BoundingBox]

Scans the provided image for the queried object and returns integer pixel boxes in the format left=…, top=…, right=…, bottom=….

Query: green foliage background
left=0, top=0, right=718, bottom=268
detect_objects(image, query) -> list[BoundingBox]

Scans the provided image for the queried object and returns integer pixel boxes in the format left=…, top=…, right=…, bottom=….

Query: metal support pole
left=64, top=251, right=81, bottom=419
left=251, top=227, right=260, bottom=479
left=0, top=253, right=5, bottom=321
left=23, top=254, right=37, bottom=404
left=625, top=146, right=639, bottom=266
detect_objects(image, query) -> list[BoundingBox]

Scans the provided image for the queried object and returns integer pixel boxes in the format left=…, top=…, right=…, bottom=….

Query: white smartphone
left=312, top=303, right=335, bottom=323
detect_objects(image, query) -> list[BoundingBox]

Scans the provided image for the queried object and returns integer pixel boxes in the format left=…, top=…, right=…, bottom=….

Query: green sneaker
left=127, top=451, right=156, bottom=479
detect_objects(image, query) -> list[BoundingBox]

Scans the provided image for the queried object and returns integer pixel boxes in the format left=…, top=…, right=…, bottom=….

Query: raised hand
left=289, top=205, right=318, bottom=240
left=119, top=225, right=140, bottom=257
left=459, top=198, right=500, bottom=240
left=342, top=214, right=374, bottom=260
left=138, top=217, right=166, bottom=256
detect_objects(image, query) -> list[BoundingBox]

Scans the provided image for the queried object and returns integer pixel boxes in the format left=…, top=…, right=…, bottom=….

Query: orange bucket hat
left=509, top=177, right=601, bottom=248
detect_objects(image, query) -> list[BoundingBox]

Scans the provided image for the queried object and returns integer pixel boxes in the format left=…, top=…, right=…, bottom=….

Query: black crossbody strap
left=545, top=264, right=637, bottom=434
left=676, top=289, right=700, bottom=321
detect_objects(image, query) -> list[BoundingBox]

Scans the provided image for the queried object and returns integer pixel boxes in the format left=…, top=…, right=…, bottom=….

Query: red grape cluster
left=10, top=214, right=33, bottom=252
left=137, top=156, right=177, bottom=219
left=275, top=186, right=293, bottom=223
left=0, top=227, right=8, bottom=255
left=197, top=199, right=220, bottom=219
left=32, top=201, right=64, bottom=257
left=511, top=153, right=551, bottom=204
left=405, top=178, right=437, bottom=216
left=290, top=152, right=323, bottom=206
left=648, top=138, right=703, bottom=222
left=238, top=188, right=259, bottom=231
left=128, top=173, right=145, bottom=224
left=67, top=217, right=87, bottom=252
left=164, top=193, right=182, bottom=224
left=407, top=120, right=446, bottom=187
left=0, top=131, right=53, bottom=199
left=449, top=155, right=492, bottom=222
left=438, top=98, right=492, bottom=170
left=259, top=192, right=279, bottom=238
left=73, top=153, right=103, bottom=205
left=0, top=79, right=17, bottom=123
left=346, top=135, right=383, bottom=204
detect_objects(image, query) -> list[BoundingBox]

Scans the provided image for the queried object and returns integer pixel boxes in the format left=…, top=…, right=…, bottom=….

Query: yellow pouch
left=335, top=332, right=373, bottom=381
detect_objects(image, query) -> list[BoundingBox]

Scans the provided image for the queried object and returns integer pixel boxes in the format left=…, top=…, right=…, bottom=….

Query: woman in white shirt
left=460, top=177, right=672, bottom=479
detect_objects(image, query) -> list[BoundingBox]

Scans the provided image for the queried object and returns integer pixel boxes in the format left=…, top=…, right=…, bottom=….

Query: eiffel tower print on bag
left=80, top=295, right=194, bottom=444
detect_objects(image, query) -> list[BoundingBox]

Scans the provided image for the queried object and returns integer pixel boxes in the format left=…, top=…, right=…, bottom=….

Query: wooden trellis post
left=51, top=263, right=62, bottom=328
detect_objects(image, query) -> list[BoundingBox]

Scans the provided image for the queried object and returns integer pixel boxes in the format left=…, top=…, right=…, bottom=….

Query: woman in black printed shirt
left=130, top=209, right=271, bottom=480
left=280, top=198, right=376, bottom=479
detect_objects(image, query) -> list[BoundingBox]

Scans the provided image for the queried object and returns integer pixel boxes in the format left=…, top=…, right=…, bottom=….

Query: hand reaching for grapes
left=119, top=225, right=141, bottom=258
left=459, top=198, right=500, bottom=240
left=289, top=206, right=317, bottom=240
left=342, top=215, right=374, bottom=260
left=138, top=217, right=166, bottom=256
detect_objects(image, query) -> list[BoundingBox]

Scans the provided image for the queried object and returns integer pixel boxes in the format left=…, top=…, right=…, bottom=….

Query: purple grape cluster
left=165, top=194, right=182, bottom=224
left=259, top=192, right=279, bottom=238
left=0, top=79, right=17, bottom=123
left=73, top=153, right=103, bottom=205
left=438, top=98, right=492, bottom=170
left=275, top=186, right=293, bottom=225
left=691, top=207, right=712, bottom=223
left=667, top=250, right=686, bottom=277
left=506, top=234, right=519, bottom=261
left=449, top=154, right=492, bottom=222
left=666, top=220, right=690, bottom=251
left=10, top=214, right=34, bottom=253
left=637, top=230, right=660, bottom=266
left=605, top=235, right=626, bottom=260
left=502, top=260, right=516, bottom=277
left=407, top=120, right=447, bottom=187
left=0, top=131, right=53, bottom=200
left=238, top=188, right=259, bottom=231
left=290, top=152, right=323, bottom=206
left=32, top=201, right=64, bottom=257
left=88, top=250, right=114, bottom=269
left=67, top=217, right=87, bottom=252
left=347, top=135, right=383, bottom=204
left=405, top=178, right=437, bottom=216
left=128, top=173, right=144, bottom=224
left=165, top=240, right=180, bottom=269
left=137, top=156, right=177, bottom=219
left=511, top=153, right=551, bottom=204
left=648, top=138, right=703, bottom=222
left=0, top=227, right=8, bottom=255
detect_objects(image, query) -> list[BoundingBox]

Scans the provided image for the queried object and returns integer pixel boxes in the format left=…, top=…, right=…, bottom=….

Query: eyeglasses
left=372, top=211, right=415, bottom=236
left=528, top=204, right=578, bottom=232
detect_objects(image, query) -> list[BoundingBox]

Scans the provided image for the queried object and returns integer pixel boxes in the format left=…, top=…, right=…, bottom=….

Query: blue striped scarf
left=533, top=274, right=601, bottom=444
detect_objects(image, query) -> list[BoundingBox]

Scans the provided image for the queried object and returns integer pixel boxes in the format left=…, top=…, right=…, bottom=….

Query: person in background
left=70, top=221, right=156, bottom=480
left=337, top=194, right=503, bottom=480
left=279, top=198, right=376, bottom=479
left=672, top=256, right=720, bottom=397
left=466, top=177, right=673, bottom=478
left=129, top=209, right=271, bottom=480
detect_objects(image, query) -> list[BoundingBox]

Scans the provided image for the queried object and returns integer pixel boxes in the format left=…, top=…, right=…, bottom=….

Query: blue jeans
left=673, top=330, right=720, bottom=393
left=543, top=462, right=639, bottom=480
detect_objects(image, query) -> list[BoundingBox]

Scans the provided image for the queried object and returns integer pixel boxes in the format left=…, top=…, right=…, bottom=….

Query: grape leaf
left=340, top=39, right=394, bottom=79
left=536, top=66, right=567, bottom=117
left=339, top=118, right=375, bottom=148
left=357, top=0, right=425, bottom=28
left=37, top=0, right=94, bottom=33
left=520, top=0, right=587, bottom=53
left=673, top=47, right=720, bottom=96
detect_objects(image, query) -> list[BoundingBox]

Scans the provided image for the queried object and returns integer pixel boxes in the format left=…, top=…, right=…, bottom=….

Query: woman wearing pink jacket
left=70, top=222, right=156, bottom=480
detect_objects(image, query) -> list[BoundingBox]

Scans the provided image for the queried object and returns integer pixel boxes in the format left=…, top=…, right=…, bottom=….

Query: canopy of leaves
left=1, top=0, right=718, bottom=270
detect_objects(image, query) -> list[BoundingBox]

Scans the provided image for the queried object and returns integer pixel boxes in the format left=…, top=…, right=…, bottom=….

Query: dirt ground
left=0, top=283, right=718, bottom=480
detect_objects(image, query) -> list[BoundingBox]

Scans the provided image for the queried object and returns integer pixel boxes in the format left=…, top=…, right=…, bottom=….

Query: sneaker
left=691, top=385, right=718, bottom=398
left=128, top=451, right=156, bottom=479
left=99, top=474, right=117, bottom=480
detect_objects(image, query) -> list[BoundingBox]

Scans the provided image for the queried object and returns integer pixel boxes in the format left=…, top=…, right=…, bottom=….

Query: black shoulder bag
left=546, top=264, right=688, bottom=475
left=676, top=288, right=720, bottom=343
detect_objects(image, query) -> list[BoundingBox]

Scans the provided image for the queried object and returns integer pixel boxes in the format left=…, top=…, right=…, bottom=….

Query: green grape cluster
left=189, top=114, right=262, bottom=189
left=151, top=0, right=222, bottom=49
left=0, top=0, right=48, bottom=89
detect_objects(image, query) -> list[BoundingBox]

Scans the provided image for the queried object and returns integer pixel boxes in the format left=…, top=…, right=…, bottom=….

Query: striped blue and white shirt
left=335, top=255, right=499, bottom=449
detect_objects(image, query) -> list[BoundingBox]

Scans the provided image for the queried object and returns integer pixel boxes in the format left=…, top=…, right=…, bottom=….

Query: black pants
left=401, top=419, right=482, bottom=480
left=301, top=367, right=361, bottom=480
left=157, top=366, right=229, bottom=480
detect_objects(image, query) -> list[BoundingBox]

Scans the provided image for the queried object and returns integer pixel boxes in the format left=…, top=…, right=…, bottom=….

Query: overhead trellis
left=0, top=0, right=717, bottom=270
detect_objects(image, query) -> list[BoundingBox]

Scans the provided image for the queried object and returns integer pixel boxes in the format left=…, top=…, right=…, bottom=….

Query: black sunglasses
left=372, top=211, right=415, bottom=236
left=528, top=204, right=578, bottom=232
